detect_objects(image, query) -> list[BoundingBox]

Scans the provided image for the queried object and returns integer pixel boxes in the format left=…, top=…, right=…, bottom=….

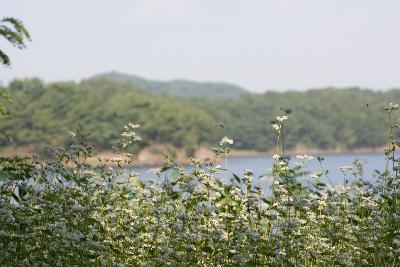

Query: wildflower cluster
left=0, top=104, right=399, bottom=265
left=219, top=136, right=233, bottom=146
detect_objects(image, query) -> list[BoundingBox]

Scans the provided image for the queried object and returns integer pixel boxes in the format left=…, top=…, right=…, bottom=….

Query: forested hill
left=91, top=71, right=247, bottom=98
left=191, top=89, right=400, bottom=151
left=0, top=77, right=399, bottom=154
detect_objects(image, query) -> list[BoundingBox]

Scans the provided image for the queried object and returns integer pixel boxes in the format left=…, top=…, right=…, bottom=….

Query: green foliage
left=0, top=107, right=400, bottom=266
left=192, top=88, right=394, bottom=151
left=1, top=77, right=399, bottom=154
left=0, top=16, right=30, bottom=142
left=0, top=78, right=215, bottom=153
left=0, top=17, right=31, bottom=66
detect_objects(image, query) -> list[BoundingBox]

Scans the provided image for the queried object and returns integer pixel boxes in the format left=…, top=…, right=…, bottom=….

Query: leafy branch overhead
left=0, top=17, right=31, bottom=66
left=0, top=17, right=30, bottom=141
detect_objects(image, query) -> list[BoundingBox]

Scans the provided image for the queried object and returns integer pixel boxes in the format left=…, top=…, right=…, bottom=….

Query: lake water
left=135, top=153, right=387, bottom=187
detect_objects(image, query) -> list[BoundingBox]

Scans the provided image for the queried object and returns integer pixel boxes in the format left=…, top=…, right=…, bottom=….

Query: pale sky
left=1, top=0, right=400, bottom=92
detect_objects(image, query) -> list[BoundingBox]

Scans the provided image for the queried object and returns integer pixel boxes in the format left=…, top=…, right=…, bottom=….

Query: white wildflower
left=294, top=162, right=303, bottom=168
left=147, top=167, right=161, bottom=175
left=272, top=124, right=281, bottom=131
left=243, top=170, right=254, bottom=183
left=276, top=115, right=288, bottom=122
left=339, top=165, right=353, bottom=172
left=67, top=131, right=76, bottom=137
left=389, top=102, right=399, bottom=111
left=219, top=136, right=233, bottom=146
left=110, top=156, right=124, bottom=162
left=296, top=154, right=313, bottom=161
left=329, top=185, right=346, bottom=194
left=190, top=158, right=201, bottom=166
left=243, top=169, right=254, bottom=176
left=310, top=171, right=323, bottom=179
left=128, top=123, right=140, bottom=128
left=279, top=161, right=287, bottom=166
left=121, top=131, right=141, bottom=141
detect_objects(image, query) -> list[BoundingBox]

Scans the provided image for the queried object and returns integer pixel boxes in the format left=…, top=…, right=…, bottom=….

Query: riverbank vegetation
left=0, top=102, right=399, bottom=265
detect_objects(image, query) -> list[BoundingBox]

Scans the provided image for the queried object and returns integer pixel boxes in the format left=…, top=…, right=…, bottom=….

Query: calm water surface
left=135, top=153, right=386, bottom=187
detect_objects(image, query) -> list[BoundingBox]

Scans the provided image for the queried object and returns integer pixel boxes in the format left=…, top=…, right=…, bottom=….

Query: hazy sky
left=1, top=0, right=400, bottom=92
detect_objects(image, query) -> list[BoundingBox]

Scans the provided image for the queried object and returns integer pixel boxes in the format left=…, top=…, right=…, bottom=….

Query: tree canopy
left=0, top=77, right=397, bottom=154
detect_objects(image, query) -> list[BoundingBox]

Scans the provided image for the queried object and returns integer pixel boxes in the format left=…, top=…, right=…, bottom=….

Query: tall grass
left=0, top=104, right=399, bottom=266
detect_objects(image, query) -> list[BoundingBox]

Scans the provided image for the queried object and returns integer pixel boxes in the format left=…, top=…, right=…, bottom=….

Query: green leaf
left=232, top=174, right=241, bottom=184
left=201, top=245, right=213, bottom=253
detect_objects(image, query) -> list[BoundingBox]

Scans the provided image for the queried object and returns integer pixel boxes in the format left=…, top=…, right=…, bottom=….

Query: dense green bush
left=0, top=104, right=399, bottom=266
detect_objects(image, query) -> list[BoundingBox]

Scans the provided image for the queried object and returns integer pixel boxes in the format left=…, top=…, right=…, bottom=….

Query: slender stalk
left=281, top=122, right=285, bottom=157
left=386, top=111, right=393, bottom=172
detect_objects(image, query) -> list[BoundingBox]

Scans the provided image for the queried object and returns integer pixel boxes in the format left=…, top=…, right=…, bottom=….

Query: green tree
left=0, top=17, right=30, bottom=140
left=0, top=17, right=31, bottom=66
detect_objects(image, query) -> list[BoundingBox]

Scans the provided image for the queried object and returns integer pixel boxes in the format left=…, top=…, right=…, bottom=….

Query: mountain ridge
left=91, top=71, right=248, bottom=98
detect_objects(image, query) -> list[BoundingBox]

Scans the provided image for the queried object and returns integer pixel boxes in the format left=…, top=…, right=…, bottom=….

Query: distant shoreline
left=116, top=145, right=386, bottom=167
left=1, top=145, right=386, bottom=168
